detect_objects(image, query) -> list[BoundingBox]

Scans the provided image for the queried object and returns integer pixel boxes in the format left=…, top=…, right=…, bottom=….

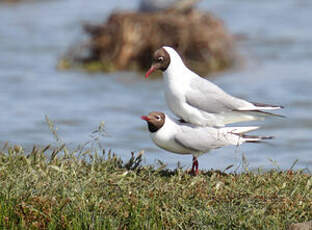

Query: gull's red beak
left=141, top=115, right=150, bottom=121
left=145, top=66, right=156, bottom=79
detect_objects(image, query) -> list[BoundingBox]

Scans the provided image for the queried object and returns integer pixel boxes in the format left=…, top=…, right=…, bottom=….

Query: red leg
left=191, top=156, right=199, bottom=175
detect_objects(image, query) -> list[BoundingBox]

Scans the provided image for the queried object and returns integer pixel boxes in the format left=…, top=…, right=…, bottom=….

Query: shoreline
left=0, top=145, right=311, bottom=229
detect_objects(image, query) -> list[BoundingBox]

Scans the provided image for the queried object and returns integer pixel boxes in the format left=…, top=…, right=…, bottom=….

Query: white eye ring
left=155, top=115, right=161, bottom=120
left=158, top=56, right=164, bottom=62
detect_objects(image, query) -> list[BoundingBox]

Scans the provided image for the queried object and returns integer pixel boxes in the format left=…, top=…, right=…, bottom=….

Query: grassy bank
left=0, top=144, right=311, bottom=229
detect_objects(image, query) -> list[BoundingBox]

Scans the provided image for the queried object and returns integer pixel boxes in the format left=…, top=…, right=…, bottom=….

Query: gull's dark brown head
left=145, top=48, right=170, bottom=78
left=141, top=111, right=166, bottom=133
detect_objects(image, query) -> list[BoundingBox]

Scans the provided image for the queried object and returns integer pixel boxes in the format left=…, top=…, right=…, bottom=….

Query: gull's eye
left=158, top=56, right=164, bottom=62
left=155, top=115, right=161, bottom=121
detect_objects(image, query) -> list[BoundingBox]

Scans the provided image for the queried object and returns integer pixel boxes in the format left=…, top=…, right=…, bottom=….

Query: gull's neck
left=162, top=114, right=179, bottom=130
left=150, top=114, right=179, bottom=136
left=163, top=47, right=189, bottom=80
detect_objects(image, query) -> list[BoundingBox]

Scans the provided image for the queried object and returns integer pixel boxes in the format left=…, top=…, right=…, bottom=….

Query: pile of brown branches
left=65, top=7, right=237, bottom=75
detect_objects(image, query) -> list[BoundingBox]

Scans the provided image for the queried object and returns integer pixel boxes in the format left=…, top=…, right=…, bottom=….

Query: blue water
left=0, top=0, right=311, bottom=171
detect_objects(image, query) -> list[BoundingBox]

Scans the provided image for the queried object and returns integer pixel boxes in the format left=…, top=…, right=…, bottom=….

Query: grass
left=0, top=143, right=311, bottom=230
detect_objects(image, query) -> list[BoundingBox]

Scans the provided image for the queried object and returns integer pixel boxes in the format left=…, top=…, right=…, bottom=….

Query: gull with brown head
left=141, top=111, right=272, bottom=175
left=145, top=46, right=283, bottom=127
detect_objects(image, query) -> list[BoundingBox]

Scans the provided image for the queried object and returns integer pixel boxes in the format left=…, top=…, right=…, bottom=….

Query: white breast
left=150, top=117, right=192, bottom=154
left=163, top=71, right=186, bottom=116
left=164, top=69, right=213, bottom=126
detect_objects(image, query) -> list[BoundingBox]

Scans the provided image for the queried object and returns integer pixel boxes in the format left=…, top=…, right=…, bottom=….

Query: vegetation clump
left=61, top=6, right=236, bottom=75
left=0, top=143, right=311, bottom=229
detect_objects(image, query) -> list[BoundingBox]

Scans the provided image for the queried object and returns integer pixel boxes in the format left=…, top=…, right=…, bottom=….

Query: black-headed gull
left=141, top=111, right=272, bottom=175
left=145, top=46, right=283, bottom=127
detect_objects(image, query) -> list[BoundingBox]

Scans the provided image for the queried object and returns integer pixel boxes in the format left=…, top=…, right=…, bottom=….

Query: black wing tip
left=277, top=105, right=285, bottom=109
left=254, top=110, right=286, bottom=118
left=252, top=102, right=284, bottom=109
left=232, top=109, right=286, bottom=118
left=261, top=135, right=274, bottom=140
left=243, top=134, right=274, bottom=143
left=242, top=134, right=274, bottom=139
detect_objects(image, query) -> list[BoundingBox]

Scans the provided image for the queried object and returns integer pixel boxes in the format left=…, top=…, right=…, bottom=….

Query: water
left=0, top=0, right=311, bottom=171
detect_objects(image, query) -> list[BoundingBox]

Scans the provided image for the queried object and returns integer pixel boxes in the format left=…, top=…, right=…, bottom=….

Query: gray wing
left=186, top=77, right=252, bottom=113
left=174, top=127, right=230, bottom=153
